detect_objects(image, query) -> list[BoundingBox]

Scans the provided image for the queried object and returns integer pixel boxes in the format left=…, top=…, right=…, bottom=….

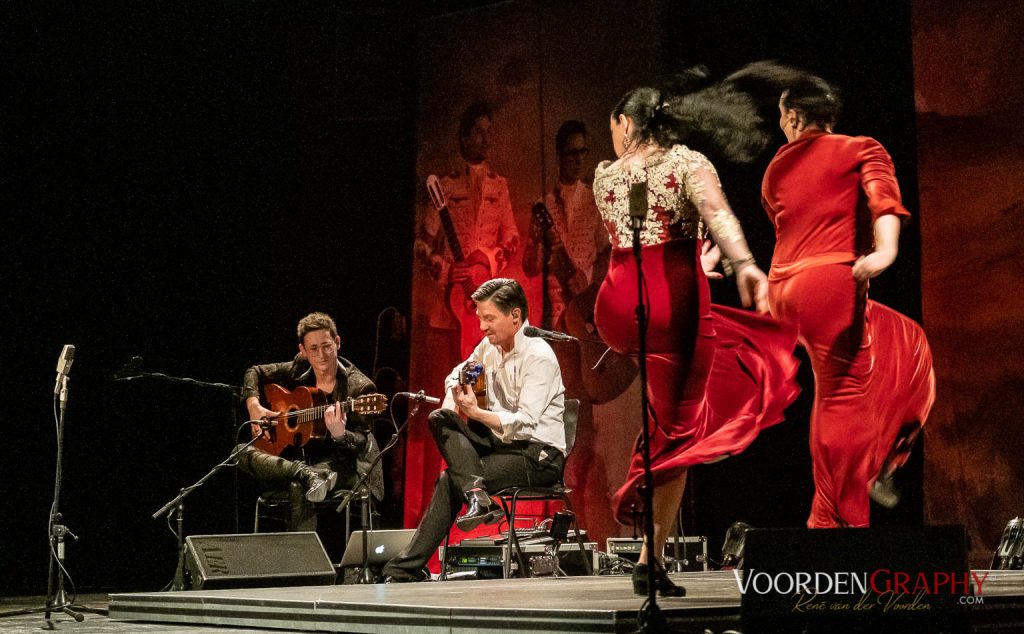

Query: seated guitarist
left=382, top=279, right=566, bottom=583
left=235, top=312, right=382, bottom=527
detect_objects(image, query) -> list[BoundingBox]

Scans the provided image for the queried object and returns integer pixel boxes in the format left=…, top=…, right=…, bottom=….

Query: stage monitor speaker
left=740, top=525, right=969, bottom=633
left=185, top=531, right=336, bottom=590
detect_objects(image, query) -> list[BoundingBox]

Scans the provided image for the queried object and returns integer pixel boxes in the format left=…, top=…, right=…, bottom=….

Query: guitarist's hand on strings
left=246, top=396, right=280, bottom=438
left=453, top=384, right=481, bottom=419
left=324, top=403, right=348, bottom=437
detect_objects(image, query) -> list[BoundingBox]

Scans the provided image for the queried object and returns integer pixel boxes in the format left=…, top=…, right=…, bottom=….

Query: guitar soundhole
left=285, top=406, right=299, bottom=432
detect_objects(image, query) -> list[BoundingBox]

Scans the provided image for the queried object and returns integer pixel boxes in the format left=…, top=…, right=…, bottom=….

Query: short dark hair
left=458, top=101, right=493, bottom=155
left=555, top=119, right=587, bottom=154
left=471, top=278, right=528, bottom=317
left=297, top=312, right=338, bottom=343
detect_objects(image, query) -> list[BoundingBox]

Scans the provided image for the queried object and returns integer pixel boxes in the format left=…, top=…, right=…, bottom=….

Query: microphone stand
left=152, top=427, right=267, bottom=591
left=0, top=377, right=108, bottom=624
left=629, top=182, right=666, bottom=632
left=115, top=365, right=244, bottom=533
left=336, top=392, right=426, bottom=583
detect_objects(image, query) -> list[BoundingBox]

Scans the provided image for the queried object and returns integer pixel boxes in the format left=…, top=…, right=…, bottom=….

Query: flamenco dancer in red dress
left=592, top=72, right=801, bottom=597
left=749, top=64, right=936, bottom=528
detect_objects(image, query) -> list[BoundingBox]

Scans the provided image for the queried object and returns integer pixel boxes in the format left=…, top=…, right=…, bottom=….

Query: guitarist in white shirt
left=382, top=279, right=566, bottom=583
left=234, top=312, right=382, bottom=530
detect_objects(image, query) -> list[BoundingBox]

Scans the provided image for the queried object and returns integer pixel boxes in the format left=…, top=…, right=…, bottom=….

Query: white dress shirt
left=442, top=320, right=567, bottom=455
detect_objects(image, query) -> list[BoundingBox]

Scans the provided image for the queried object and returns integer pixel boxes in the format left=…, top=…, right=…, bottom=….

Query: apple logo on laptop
left=375, top=545, right=386, bottom=555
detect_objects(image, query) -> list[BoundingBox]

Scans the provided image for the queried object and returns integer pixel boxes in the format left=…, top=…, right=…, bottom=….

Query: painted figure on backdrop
left=415, top=101, right=520, bottom=359
left=523, top=120, right=610, bottom=332
left=592, top=66, right=802, bottom=597
left=383, top=279, right=566, bottom=583
left=738, top=62, right=936, bottom=528
left=235, top=312, right=384, bottom=531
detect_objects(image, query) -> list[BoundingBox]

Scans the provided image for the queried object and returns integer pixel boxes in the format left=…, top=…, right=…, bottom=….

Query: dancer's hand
left=736, top=265, right=770, bottom=314
left=852, top=249, right=897, bottom=281
left=700, top=240, right=723, bottom=279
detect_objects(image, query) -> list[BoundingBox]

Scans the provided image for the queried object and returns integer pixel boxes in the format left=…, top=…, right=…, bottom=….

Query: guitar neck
left=438, top=207, right=465, bottom=263
left=278, top=398, right=361, bottom=422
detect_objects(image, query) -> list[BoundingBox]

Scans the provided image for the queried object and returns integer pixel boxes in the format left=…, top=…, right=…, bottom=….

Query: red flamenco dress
left=761, top=130, right=936, bottom=528
left=593, top=145, right=801, bottom=526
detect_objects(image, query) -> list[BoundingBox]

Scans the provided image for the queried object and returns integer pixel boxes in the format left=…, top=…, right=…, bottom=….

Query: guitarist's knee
left=427, top=408, right=458, bottom=436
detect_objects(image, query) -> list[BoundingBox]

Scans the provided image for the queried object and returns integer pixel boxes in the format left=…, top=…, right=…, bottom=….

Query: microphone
left=399, top=390, right=441, bottom=405
left=53, top=344, right=75, bottom=396
left=523, top=326, right=577, bottom=342
left=113, top=355, right=144, bottom=380
left=628, top=181, right=648, bottom=225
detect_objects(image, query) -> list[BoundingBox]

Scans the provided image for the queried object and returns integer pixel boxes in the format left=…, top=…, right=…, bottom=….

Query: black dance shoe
left=870, top=474, right=900, bottom=508
left=632, top=561, right=686, bottom=597
left=455, top=489, right=504, bottom=531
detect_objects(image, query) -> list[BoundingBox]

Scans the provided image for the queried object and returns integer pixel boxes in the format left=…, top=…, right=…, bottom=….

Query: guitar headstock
left=426, top=175, right=447, bottom=211
left=353, top=393, right=388, bottom=414
left=459, top=360, right=484, bottom=386
left=531, top=201, right=553, bottom=230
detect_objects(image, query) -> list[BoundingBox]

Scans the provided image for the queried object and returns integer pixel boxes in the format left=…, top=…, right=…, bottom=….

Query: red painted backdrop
left=912, top=0, right=1024, bottom=567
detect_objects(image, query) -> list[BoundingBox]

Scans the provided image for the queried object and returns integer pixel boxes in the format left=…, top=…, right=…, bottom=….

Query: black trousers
left=382, top=408, right=563, bottom=580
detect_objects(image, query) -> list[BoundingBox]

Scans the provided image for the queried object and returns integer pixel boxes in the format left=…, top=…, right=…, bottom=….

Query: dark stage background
left=2, top=0, right=1016, bottom=596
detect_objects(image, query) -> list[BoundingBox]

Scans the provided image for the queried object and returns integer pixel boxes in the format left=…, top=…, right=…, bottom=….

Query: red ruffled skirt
left=595, top=239, right=801, bottom=525
left=768, top=262, right=935, bottom=528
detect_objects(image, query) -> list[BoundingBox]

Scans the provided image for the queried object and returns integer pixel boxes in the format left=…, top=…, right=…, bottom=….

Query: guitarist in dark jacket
left=235, top=312, right=383, bottom=527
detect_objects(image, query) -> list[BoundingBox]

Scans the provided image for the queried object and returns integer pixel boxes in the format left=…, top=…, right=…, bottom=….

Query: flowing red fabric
left=594, top=239, right=800, bottom=525
left=762, top=131, right=936, bottom=528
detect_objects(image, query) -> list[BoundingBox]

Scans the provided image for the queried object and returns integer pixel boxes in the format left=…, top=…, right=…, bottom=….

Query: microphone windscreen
left=628, top=182, right=648, bottom=220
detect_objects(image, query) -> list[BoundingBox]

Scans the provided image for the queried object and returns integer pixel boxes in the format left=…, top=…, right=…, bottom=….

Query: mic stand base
left=0, top=391, right=108, bottom=624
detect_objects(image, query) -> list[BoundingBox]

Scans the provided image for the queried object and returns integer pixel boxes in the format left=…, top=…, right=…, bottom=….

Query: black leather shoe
left=296, top=465, right=336, bottom=503
left=383, top=567, right=431, bottom=583
left=632, top=561, right=686, bottom=597
left=455, top=489, right=504, bottom=531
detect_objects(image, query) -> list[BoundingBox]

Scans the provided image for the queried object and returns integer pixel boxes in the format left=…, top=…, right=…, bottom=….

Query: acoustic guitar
left=455, top=360, right=492, bottom=445
left=251, top=384, right=388, bottom=456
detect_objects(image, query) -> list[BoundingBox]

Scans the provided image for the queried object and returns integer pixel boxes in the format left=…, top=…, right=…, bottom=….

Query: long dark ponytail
left=612, top=61, right=840, bottom=163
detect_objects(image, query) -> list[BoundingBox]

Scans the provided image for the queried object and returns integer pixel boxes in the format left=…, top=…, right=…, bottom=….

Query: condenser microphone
left=53, top=344, right=75, bottom=396
left=399, top=390, right=441, bottom=405
left=628, top=181, right=648, bottom=225
left=523, top=326, right=577, bottom=342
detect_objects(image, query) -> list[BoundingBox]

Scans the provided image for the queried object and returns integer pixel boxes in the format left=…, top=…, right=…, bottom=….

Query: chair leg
left=440, top=532, right=450, bottom=581
left=254, top=498, right=262, bottom=533
left=498, top=497, right=513, bottom=579
left=561, top=493, right=593, bottom=575
left=507, top=492, right=530, bottom=578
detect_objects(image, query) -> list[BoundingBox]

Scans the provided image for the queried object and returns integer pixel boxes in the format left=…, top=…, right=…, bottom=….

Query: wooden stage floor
left=106, top=570, right=1024, bottom=634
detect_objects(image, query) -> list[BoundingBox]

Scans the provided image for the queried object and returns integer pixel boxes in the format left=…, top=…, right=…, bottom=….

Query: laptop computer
left=338, top=529, right=417, bottom=568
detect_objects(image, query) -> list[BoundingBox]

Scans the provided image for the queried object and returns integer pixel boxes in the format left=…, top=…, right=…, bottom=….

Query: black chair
left=440, top=398, right=592, bottom=579
left=255, top=482, right=373, bottom=540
